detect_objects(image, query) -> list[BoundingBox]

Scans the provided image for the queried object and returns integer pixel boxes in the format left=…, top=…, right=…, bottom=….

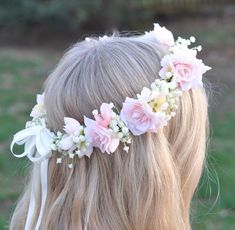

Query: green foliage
left=0, top=49, right=52, bottom=229
left=0, top=0, right=102, bottom=30
left=0, top=0, right=149, bottom=33
left=0, top=0, right=230, bottom=36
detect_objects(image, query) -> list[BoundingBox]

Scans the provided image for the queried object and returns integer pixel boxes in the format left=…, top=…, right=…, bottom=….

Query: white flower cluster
left=107, top=108, right=132, bottom=152
left=169, top=36, right=202, bottom=57
left=50, top=131, right=63, bottom=151
left=138, top=79, right=182, bottom=120
left=51, top=125, right=90, bottom=168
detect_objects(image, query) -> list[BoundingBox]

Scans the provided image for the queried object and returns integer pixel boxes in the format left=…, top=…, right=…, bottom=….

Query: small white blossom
left=56, top=158, right=62, bottom=164
left=68, top=163, right=73, bottom=169
left=111, top=112, right=117, bottom=118
left=126, top=138, right=132, bottom=144
left=122, top=127, right=129, bottom=134
left=92, top=110, right=98, bottom=115
left=197, top=45, right=202, bottom=52
left=123, top=146, right=129, bottom=152
left=79, top=135, right=85, bottom=142
left=190, top=36, right=196, bottom=43
left=166, top=72, right=173, bottom=78
left=110, top=120, right=117, bottom=127
left=69, top=153, right=75, bottom=158
left=118, top=132, right=124, bottom=139
left=75, top=150, right=81, bottom=155
left=73, top=136, right=80, bottom=143
left=113, top=125, right=119, bottom=133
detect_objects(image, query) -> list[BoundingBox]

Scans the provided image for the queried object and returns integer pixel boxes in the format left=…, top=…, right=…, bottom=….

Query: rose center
left=175, top=64, right=191, bottom=79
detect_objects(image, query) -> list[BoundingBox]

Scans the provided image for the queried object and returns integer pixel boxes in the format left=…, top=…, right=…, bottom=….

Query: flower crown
left=11, top=23, right=211, bottom=168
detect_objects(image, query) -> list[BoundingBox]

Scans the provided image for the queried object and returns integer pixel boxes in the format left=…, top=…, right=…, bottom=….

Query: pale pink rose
left=151, top=23, right=174, bottom=47
left=159, top=53, right=211, bottom=91
left=63, top=117, right=82, bottom=134
left=94, top=103, right=113, bottom=128
left=30, top=93, right=46, bottom=117
left=120, top=97, right=163, bottom=135
left=84, top=116, right=119, bottom=154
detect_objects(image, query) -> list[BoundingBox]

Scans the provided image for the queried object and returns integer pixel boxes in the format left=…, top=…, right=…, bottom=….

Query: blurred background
left=0, top=0, right=234, bottom=229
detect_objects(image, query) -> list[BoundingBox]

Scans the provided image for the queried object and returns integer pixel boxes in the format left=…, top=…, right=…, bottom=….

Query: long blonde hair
left=10, top=34, right=208, bottom=230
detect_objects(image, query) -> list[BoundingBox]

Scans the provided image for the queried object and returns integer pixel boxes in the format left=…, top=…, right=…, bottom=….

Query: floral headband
left=11, top=23, right=211, bottom=169
left=10, top=23, right=211, bottom=229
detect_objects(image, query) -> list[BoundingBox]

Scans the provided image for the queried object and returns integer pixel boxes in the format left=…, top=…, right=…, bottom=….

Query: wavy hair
left=10, top=34, right=208, bottom=230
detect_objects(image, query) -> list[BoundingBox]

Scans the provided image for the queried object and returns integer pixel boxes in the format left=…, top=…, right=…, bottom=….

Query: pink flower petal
left=64, top=117, right=81, bottom=134
left=59, top=135, right=73, bottom=150
left=94, top=103, right=113, bottom=128
left=108, top=138, right=120, bottom=153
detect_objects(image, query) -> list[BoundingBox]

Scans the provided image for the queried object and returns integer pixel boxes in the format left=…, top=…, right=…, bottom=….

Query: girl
left=10, top=23, right=210, bottom=230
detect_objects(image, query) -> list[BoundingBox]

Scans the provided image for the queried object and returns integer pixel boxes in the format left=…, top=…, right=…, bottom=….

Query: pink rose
left=94, top=103, right=113, bottom=128
left=150, top=23, right=175, bottom=47
left=84, top=116, right=119, bottom=154
left=159, top=53, right=211, bottom=91
left=120, top=97, right=163, bottom=135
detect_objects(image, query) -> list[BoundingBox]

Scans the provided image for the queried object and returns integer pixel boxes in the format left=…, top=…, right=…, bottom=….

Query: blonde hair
left=10, top=34, right=208, bottom=230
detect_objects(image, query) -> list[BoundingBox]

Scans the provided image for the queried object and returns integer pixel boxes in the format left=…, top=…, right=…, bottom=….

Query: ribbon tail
left=35, top=159, right=48, bottom=230
left=24, top=168, right=38, bottom=230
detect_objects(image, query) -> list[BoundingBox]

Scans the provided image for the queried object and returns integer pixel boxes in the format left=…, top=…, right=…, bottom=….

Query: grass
left=0, top=48, right=57, bottom=229
left=192, top=114, right=235, bottom=229
left=0, top=19, right=235, bottom=229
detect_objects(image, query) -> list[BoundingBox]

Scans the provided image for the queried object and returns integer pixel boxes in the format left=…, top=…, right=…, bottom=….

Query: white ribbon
left=24, top=172, right=36, bottom=230
left=10, top=119, right=53, bottom=229
left=35, top=159, right=48, bottom=230
left=10, top=122, right=54, bottom=163
left=24, top=160, right=48, bottom=230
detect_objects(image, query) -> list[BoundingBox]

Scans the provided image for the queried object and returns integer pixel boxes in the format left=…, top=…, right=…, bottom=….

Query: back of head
left=10, top=32, right=208, bottom=230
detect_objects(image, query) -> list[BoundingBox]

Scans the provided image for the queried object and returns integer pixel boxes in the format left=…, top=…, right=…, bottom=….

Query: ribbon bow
left=10, top=117, right=54, bottom=229
left=10, top=118, right=54, bottom=163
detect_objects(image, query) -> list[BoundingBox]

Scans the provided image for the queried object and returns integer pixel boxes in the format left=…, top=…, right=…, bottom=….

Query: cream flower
left=30, top=93, right=46, bottom=118
left=145, top=23, right=174, bottom=47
